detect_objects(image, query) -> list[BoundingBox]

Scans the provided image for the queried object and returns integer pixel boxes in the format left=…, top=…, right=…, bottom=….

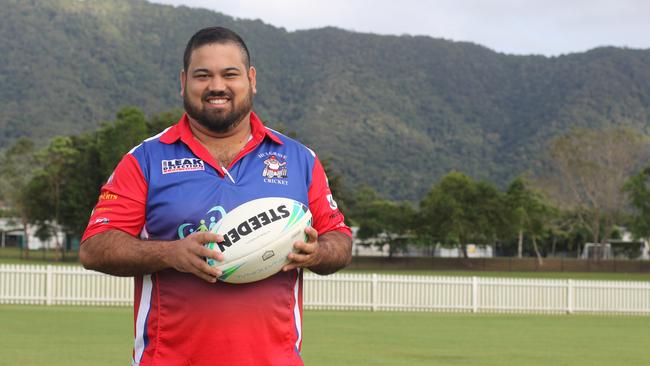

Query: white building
left=581, top=229, right=650, bottom=260
left=434, top=244, right=494, bottom=258
left=0, top=218, right=65, bottom=250
left=350, top=227, right=493, bottom=258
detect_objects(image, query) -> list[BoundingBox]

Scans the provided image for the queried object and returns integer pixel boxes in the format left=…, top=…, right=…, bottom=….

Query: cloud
left=149, top=0, right=650, bottom=55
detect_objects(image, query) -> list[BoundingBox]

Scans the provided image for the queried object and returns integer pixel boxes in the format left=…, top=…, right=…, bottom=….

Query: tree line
left=339, top=127, right=650, bottom=262
left=0, top=107, right=182, bottom=259
left=1, top=107, right=649, bottom=263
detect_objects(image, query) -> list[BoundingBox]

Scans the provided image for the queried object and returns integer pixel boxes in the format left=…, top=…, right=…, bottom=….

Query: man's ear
left=180, top=69, right=186, bottom=96
left=248, top=66, right=257, bottom=94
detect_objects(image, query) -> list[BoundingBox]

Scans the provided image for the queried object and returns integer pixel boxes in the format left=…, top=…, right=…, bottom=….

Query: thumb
left=304, top=226, right=318, bottom=243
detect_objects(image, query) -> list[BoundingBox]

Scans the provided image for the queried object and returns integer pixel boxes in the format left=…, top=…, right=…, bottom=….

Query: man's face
left=181, top=42, right=257, bottom=133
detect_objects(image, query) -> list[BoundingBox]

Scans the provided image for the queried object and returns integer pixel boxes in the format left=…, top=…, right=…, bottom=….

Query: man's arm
left=79, top=230, right=224, bottom=282
left=282, top=227, right=352, bottom=275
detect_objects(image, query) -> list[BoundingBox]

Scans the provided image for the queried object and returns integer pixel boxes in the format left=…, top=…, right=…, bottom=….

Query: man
left=79, top=26, right=352, bottom=366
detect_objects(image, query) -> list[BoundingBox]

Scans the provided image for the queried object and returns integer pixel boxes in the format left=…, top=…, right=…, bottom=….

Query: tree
left=148, top=108, right=184, bottom=135
left=544, top=209, right=582, bottom=257
left=97, top=107, right=149, bottom=178
left=0, top=138, right=37, bottom=257
left=353, top=186, right=416, bottom=258
left=623, top=167, right=650, bottom=239
left=505, top=177, right=553, bottom=264
left=58, top=133, right=104, bottom=238
left=23, top=136, right=79, bottom=260
left=319, top=157, right=352, bottom=216
left=539, top=127, right=648, bottom=257
left=58, top=108, right=151, bottom=239
left=16, top=107, right=155, bottom=253
left=418, top=172, right=506, bottom=258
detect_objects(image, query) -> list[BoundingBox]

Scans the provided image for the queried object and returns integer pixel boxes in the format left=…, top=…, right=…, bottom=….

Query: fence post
left=567, top=279, right=574, bottom=314
left=372, top=273, right=378, bottom=312
left=46, top=265, right=53, bottom=306
left=472, top=276, right=478, bottom=313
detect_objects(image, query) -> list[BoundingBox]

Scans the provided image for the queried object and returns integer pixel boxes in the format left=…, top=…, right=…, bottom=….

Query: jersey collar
left=160, top=111, right=283, bottom=175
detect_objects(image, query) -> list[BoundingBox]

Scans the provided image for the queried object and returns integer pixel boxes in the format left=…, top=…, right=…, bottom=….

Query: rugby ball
left=204, top=197, right=312, bottom=284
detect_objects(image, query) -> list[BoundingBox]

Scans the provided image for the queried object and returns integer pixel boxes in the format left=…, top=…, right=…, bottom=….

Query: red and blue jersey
left=82, top=112, right=351, bottom=366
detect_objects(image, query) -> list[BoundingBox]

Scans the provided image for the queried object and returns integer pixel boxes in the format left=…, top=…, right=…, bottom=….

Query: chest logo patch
left=262, top=154, right=287, bottom=178
left=258, top=153, right=288, bottom=186
left=161, top=158, right=205, bottom=174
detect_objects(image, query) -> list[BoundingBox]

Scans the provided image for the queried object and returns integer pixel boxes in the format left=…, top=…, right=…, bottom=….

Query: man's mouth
left=206, top=97, right=229, bottom=105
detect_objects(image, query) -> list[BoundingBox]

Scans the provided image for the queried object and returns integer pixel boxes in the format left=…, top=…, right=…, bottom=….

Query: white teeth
left=208, top=99, right=227, bottom=105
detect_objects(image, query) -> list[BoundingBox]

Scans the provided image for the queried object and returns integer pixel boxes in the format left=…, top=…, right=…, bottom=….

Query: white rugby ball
left=204, top=197, right=312, bottom=284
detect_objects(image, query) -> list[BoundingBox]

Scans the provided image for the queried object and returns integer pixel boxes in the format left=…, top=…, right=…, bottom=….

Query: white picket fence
left=1, top=264, right=649, bottom=315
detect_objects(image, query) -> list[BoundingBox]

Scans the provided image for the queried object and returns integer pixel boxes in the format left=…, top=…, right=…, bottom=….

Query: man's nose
left=208, top=76, right=227, bottom=91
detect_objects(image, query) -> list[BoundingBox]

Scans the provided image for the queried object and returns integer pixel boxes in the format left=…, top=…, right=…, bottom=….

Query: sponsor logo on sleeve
left=99, top=192, right=119, bottom=201
left=161, top=158, right=205, bottom=174
left=327, top=194, right=338, bottom=210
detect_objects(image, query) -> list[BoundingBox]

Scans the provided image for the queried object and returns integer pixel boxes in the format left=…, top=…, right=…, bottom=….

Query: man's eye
left=225, top=73, right=238, bottom=78
left=195, top=74, right=209, bottom=79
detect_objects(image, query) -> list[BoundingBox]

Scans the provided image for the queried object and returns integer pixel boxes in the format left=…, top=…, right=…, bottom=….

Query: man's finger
left=195, top=270, right=218, bottom=283
left=191, top=258, right=221, bottom=282
left=287, top=252, right=311, bottom=264
left=293, top=241, right=316, bottom=254
left=190, top=232, right=223, bottom=244
left=282, top=263, right=298, bottom=272
left=199, top=245, right=224, bottom=261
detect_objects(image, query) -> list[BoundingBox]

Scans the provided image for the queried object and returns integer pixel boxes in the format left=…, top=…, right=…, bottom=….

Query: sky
left=149, top=0, right=650, bottom=56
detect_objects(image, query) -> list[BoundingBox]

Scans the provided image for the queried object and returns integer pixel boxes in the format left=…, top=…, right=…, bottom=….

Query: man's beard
left=184, top=87, right=254, bottom=133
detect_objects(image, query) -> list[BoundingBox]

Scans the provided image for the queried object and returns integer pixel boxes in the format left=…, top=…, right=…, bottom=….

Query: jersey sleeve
left=81, top=154, right=148, bottom=243
left=307, top=157, right=352, bottom=237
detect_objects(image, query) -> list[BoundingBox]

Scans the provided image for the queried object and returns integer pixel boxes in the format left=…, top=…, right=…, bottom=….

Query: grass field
left=342, top=269, right=650, bottom=281
left=0, top=247, right=78, bottom=265
left=2, top=252, right=650, bottom=282
left=1, top=305, right=649, bottom=366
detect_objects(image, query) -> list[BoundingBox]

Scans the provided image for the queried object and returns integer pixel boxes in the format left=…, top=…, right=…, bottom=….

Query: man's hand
left=282, top=228, right=352, bottom=275
left=282, top=227, right=321, bottom=272
left=80, top=229, right=225, bottom=282
left=163, top=232, right=225, bottom=283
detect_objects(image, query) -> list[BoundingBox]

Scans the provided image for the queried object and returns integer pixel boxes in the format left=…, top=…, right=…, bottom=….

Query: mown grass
left=2, top=248, right=650, bottom=281
left=0, top=247, right=78, bottom=265
left=0, top=252, right=650, bottom=281
left=303, top=311, right=650, bottom=366
left=342, top=268, right=650, bottom=281
left=0, top=306, right=132, bottom=366
left=1, top=306, right=648, bottom=366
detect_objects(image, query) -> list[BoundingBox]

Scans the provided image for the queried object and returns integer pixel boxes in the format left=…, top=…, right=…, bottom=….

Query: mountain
left=2, top=0, right=650, bottom=200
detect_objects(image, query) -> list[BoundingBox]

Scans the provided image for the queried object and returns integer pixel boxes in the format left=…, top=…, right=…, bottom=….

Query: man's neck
left=188, top=114, right=253, bottom=168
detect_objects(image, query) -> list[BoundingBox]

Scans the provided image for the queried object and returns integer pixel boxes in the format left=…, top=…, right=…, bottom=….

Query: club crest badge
left=262, top=154, right=287, bottom=179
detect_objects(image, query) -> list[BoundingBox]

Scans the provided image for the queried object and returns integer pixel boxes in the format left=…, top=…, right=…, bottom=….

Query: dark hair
left=183, top=27, right=251, bottom=71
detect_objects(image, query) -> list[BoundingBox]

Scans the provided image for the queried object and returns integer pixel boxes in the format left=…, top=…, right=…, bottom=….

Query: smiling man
left=79, top=27, right=352, bottom=366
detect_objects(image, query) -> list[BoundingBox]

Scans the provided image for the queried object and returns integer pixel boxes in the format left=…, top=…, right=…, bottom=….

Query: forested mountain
left=2, top=0, right=650, bottom=200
